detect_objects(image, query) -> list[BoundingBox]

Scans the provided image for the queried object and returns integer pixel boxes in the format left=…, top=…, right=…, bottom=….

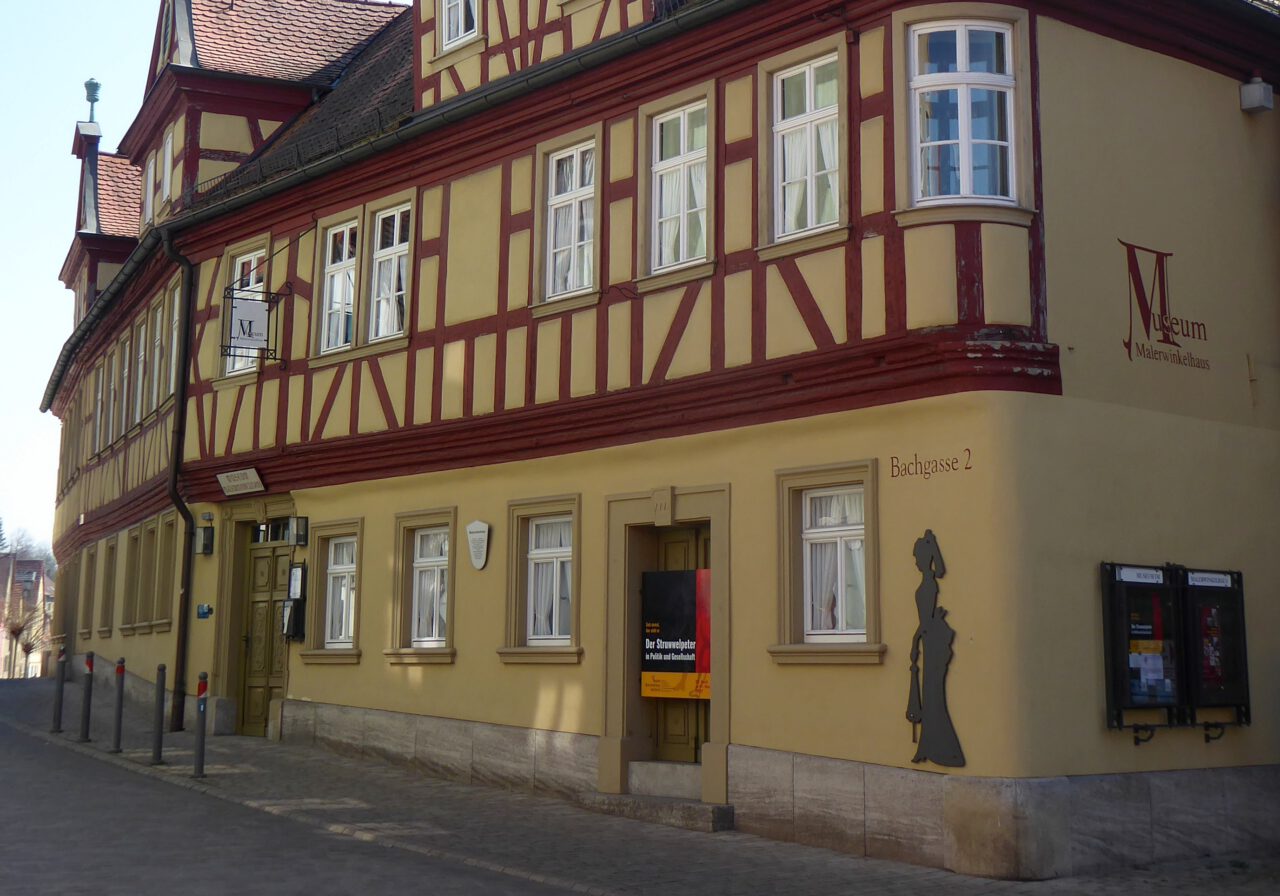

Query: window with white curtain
left=441, top=0, right=477, bottom=50
left=150, top=302, right=165, bottom=409
left=227, top=251, right=265, bottom=373
left=411, top=527, right=449, bottom=646
left=773, top=55, right=840, bottom=238
left=652, top=102, right=708, bottom=271
left=118, top=334, right=131, bottom=436
left=801, top=486, right=866, bottom=641
left=526, top=516, right=573, bottom=645
left=369, top=206, right=409, bottom=340
left=168, top=284, right=181, bottom=395
left=133, top=321, right=147, bottom=425
left=325, top=536, right=357, bottom=648
left=910, top=22, right=1015, bottom=203
left=321, top=223, right=358, bottom=352
left=545, top=143, right=595, bottom=299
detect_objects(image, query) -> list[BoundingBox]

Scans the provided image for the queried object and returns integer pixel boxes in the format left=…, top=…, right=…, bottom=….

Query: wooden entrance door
left=241, top=543, right=290, bottom=735
left=654, top=526, right=711, bottom=762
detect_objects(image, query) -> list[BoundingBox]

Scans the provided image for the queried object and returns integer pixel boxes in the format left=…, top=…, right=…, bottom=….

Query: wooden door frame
left=213, top=496, right=296, bottom=734
left=599, top=484, right=731, bottom=804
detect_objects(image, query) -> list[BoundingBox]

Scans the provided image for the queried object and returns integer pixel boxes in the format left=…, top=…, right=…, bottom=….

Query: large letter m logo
left=1120, top=240, right=1178, bottom=360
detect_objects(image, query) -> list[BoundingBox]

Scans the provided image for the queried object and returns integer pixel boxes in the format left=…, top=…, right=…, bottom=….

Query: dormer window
left=442, top=0, right=477, bottom=50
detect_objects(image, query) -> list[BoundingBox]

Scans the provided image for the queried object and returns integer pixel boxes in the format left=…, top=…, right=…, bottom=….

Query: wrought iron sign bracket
left=220, top=281, right=293, bottom=364
left=1131, top=724, right=1157, bottom=747
left=1202, top=722, right=1226, bottom=744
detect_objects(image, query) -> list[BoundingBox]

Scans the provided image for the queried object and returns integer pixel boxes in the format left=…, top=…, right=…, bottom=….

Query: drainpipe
left=161, top=229, right=196, bottom=732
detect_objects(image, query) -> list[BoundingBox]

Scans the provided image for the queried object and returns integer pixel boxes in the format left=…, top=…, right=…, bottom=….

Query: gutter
left=42, top=0, right=769, bottom=412
left=161, top=232, right=197, bottom=732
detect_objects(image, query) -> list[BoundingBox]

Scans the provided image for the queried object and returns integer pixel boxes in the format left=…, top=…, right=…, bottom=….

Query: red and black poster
left=640, top=570, right=710, bottom=699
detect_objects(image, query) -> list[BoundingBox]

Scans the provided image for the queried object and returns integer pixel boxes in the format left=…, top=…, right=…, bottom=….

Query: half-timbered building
left=46, top=0, right=1280, bottom=878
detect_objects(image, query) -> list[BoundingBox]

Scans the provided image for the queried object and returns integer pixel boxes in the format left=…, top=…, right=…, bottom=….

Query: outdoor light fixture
left=196, top=512, right=215, bottom=555
left=1241, top=76, right=1274, bottom=113
left=286, top=516, right=309, bottom=547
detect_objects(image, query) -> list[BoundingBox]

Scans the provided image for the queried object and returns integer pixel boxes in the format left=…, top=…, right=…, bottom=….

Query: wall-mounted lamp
left=1241, top=76, right=1274, bottom=113
left=286, top=516, right=309, bottom=547
left=196, top=512, right=215, bottom=555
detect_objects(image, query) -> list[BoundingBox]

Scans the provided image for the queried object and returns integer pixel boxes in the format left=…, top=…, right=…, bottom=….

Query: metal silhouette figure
left=906, top=530, right=965, bottom=767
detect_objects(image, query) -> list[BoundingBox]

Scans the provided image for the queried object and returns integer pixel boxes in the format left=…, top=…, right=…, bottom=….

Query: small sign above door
left=216, top=468, right=266, bottom=496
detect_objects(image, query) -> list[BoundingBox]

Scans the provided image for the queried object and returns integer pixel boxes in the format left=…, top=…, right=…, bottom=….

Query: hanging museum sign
left=640, top=569, right=710, bottom=700
left=221, top=282, right=290, bottom=363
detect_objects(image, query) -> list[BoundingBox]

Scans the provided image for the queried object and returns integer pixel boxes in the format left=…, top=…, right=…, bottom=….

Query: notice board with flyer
left=1101, top=563, right=1250, bottom=735
left=640, top=570, right=710, bottom=700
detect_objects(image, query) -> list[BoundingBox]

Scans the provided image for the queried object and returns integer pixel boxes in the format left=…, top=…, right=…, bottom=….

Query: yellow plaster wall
left=197, top=159, right=239, bottom=186
left=764, top=265, right=816, bottom=359
left=473, top=333, right=498, bottom=414
left=667, top=283, right=712, bottom=380
left=723, top=270, right=752, bottom=368
left=861, top=235, right=887, bottom=339
left=503, top=329, right=526, bottom=410
left=200, top=112, right=254, bottom=154
left=859, top=26, right=885, bottom=98
left=904, top=225, right=958, bottom=329
left=441, top=340, right=466, bottom=419
left=723, top=76, right=754, bottom=144
left=606, top=301, right=630, bottom=390
left=1038, top=17, right=1280, bottom=429
left=444, top=167, right=503, bottom=325
left=534, top=318, right=561, bottom=403
left=795, top=247, right=848, bottom=344
left=981, top=224, right=1031, bottom=327
left=723, top=161, right=754, bottom=254
left=569, top=310, right=597, bottom=397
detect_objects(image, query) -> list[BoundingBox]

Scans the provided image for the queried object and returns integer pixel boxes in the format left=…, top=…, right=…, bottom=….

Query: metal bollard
left=151, top=664, right=167, bottom=766
left=110, top=658, right=126, bottom=753
left=51, top=656, right=67, bottom=733
left=77, top=652, right=95, bottom=743
left=193, top=672, right=208, bottom=779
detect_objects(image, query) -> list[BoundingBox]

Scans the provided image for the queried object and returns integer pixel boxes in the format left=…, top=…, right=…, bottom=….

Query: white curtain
left=842, top=539, right=866, bottom=631
left=809, top=541, right=838, bottom=630
left=686, top=161, right=707, bottom=259
left=809, top=491, right=863, bottom=527
left=580, top=148, right=595, bottom=187
left=557, top=561, right=571, bottom=637
left=531, top=560, right=555, bottom=636
left=815, top=119, right=838, bottom=225
left=659, top=171, right=680, bottom=265
left=782, top=129, right=808, bottom=233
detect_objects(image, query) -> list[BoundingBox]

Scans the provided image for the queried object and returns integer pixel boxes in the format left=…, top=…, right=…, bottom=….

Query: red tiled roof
left=97, top=154, right=141, bottom=239
left=190, top=0, right=407, bottom=86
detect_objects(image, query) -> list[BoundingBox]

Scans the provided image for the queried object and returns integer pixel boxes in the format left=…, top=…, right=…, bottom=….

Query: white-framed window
left=91, top=366, right=104, bottom=453
left=325, top=536, right=357, bottom=648
left=441, top=0, right=477, bottom=50
left=133, top=321, right=147, bottom=425
left=162, top=132, right=173, bottom=200
left=227, top=251, right=265, bottom=374
left=143, top=157, right=155, bottom=223
left=910, top=22, right=1015, bottom=204
left=118, top=334, right=131, bottom=436
left=652, top=102, right=708, bottom=272
left=801, top=486, right=866, bottom=641
left=168, top=284, right=181, bottom=395
left=773, top=55, right=840, bottom=238
left=369, top=206, right=409, bottom=341
left=411, top=527, right=449, bottom=647
left=103, top=351, right=116, bottom=446
left=545, top=143, right=596, bottom=300
left=150, top=302, right=165, bottom=410
left=321, top=223, right=357, bottom=352
left=526, top=516, right=572, bottom=645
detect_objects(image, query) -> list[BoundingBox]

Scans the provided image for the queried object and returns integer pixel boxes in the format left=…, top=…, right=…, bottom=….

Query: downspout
left=161, top=229, right=196, bottom=731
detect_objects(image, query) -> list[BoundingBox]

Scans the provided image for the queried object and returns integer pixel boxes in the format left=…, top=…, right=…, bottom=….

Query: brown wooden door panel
left=653, top=526, right=711, bottom=763
left=241, top=544, right=291, bottom=736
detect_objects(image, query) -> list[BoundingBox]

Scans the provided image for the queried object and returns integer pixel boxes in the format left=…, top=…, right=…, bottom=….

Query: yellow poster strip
left=641, top=672, right=710, bottom=700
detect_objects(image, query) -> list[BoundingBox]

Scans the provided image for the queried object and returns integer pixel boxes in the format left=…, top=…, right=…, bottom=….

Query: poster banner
left=640, top=569, right=710, bottom=699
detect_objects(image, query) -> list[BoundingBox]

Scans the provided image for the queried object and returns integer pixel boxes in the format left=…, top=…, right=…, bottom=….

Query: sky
left=0, top=3, right=156, bottom=549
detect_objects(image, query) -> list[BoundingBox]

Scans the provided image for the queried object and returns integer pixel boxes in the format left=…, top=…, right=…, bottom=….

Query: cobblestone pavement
left=1, top=679, right=1276, bottom=896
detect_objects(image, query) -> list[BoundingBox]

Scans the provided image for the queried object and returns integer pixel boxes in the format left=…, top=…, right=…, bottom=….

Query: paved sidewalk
left=1, top=678, right=1276, bottom=896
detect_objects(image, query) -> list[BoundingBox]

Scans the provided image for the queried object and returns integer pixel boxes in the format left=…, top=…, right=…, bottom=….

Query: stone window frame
left=498, top=494, right=584, bottom=664
left=300, top=518, right=365, bottom=664
left=769, top=460, right=886, bottom=665
left=97, top=535, right=118, bottom=638
left=78, top=544, right=97, bottom=640
left=385, top=507, right=458, bottom=665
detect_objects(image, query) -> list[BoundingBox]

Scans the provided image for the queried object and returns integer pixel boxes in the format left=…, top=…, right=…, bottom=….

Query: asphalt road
left=0, top=719, right=566, bottom=896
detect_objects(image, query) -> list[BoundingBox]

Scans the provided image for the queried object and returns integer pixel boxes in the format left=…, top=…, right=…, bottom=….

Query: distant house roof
left=96, top=154, right=141, bottom=239
left=200, top=6, right=413, bottom=199
left=188, top=0, right=407, bottom=86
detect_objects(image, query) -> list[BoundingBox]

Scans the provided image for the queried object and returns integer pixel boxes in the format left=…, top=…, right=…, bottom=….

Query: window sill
left=153, top=619, right=172, bottom=633
left=894, top=204, right=1035, bottom=230
left=767, top=642, right=887, bottom=665
left=119, top=624, right=137, bottom=638
left=428, top=34, right=487, bottom=74
left=299, top=648, right=362, bottom=664
left=559, top=0, right=603, bottom=14
left=309, top=335, right=408, bottom=369
left=96, top=627, right=113, bottom=639
left=77, top=628, right=92, bottom=640
left=756, top=225, right=851, bottom=263
left=214, top=368, right=260, bottom=391
left=497, top=645, right=584, bottom=664
left=531, top=290, right=601, bottom=318
left=383, top=647, right=456, bottom=665
left=635, top=260, right=716, bottom=294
